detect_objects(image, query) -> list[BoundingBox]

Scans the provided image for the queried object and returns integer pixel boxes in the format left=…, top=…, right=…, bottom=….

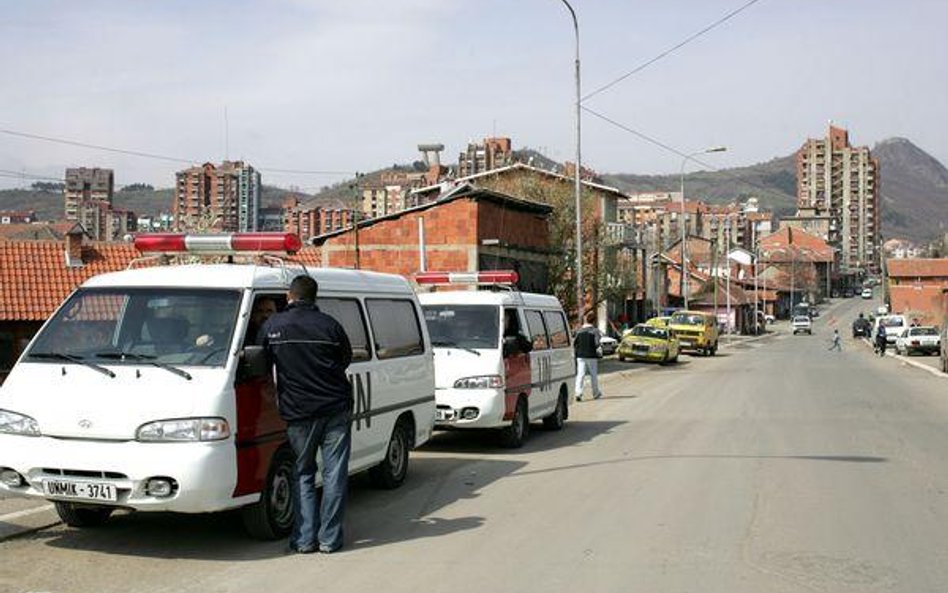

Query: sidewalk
left=859, top=338, right=947, bottom=379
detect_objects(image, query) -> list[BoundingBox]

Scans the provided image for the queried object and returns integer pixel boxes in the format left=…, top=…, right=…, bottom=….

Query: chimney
left=65, top=228, right=84, bottom=267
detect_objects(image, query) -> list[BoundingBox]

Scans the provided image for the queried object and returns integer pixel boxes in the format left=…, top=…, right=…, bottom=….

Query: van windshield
left=26, top=288, right=242, bottom=367
left=670, top=313, right=704, bottom=326
left=421, top=305, right=499, bottom=350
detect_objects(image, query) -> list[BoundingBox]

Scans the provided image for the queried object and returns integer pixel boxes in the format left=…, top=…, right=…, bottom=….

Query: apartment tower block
left=795, top=125, right=880, bottom=272
left=173, top=161, right=260, bottom=232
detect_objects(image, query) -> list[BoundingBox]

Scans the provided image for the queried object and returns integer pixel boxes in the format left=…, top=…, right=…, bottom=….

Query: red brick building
left=886, top=258, right=948, bottom=326
left=312, top=185, right=552, bottom=293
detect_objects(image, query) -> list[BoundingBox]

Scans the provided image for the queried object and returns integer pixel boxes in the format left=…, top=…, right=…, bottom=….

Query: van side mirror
left=238, top=345, right=269, bottom=381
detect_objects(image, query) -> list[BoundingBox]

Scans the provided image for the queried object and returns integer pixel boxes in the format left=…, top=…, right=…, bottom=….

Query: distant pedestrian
left=828, top=329, right=842, bottom=351
left=260, top=275, right=353, bottom=555
left=574, top=312, right=603, bottom=401
left=875, top=324, right=887, bottom=357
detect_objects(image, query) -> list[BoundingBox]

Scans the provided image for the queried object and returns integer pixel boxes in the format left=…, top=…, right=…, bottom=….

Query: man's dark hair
left=289, top=275, right=318, bottom=303
left=584, top=311, right=596, bottom=324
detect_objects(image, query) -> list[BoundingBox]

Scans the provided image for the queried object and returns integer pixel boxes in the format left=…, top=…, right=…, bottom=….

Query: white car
left=599, top=335, right=618, bottom=356
left=895, top=326, right=941, bottom=356
left=861, top=288, right=873, bottom=299
left=791, top=315, right=812, bottom=335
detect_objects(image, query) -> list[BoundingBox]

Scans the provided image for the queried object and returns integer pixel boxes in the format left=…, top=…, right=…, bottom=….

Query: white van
left=416, top=272, right=575, bottom=448
left=873, top=314, right=907, bottom=344
left=0, top=233, right=435, bottom=538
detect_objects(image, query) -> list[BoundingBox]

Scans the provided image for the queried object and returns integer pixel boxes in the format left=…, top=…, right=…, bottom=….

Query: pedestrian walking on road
left=875, top=324, right=887, bottom=357
left=260, top=275, right=353, bottom=555
left=574, top=312, right=603, bottom=401
left=828, top=328, right=842, bottom=352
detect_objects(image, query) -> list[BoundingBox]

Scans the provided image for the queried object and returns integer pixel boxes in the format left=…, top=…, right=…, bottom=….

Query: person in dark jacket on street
left=573, top=312, right=603, bottom=401
left=260, top=275, right=353, bottom=554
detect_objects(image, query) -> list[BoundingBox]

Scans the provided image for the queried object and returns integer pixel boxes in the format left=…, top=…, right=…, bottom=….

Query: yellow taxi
left=617, top=323, right=680, bottom=364
left=644, top=316, right=671, bottom=328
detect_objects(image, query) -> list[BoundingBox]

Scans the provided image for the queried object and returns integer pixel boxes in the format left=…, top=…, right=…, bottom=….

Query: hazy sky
left=1, top=0, right=946, bottom=191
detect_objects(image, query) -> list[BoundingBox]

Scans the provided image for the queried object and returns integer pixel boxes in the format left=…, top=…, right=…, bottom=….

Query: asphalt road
left=2, top=303, right=947, bottom=593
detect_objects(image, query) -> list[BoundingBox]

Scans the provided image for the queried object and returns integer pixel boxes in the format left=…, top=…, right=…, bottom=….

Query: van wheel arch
left=542, top=386, right=568, bottom=430
left=241, top=445, right=295, bottom=540
left=369, top=413, right=414, bottom=489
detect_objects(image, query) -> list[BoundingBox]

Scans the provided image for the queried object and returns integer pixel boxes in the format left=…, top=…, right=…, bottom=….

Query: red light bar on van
left=415, top=270, right=519, bottom=285
left=134, top=232, right=303, bottom=254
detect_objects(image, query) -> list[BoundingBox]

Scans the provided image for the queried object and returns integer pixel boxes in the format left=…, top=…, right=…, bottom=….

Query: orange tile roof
left=759, top=226, right=834, bottom=263
left=0, top=239, right=138, bottom=321
left=886, top=258, right=948, bottom=279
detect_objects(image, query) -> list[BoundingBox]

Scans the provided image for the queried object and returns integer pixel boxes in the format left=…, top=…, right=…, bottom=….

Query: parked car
left=616, top=324, right=679, bottom=364
left=792, top=315, right=812, bottom=335
left=599, top=334, right=618, bottom=356
left=861, top=288, right=873, bottom=299
left=764, top=313, right=776, bottom=324
left=852, top=316, right=872, bottom=338
left=644, top=316, right=671, bottom=329
left=843, top=288, right=855, bottom=298
left=669, top=310, right=720, bottom=356
left=895, top=326, right=941, bottom=356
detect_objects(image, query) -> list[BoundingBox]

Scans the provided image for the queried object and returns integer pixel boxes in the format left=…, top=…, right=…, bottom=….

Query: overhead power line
left=0, top=168, right=65, bottom=182
left=582, top=106, right=795, bottom=204
left=582, top=0, right=765, bottom=102
left=0, top=128, right=354, bottom=177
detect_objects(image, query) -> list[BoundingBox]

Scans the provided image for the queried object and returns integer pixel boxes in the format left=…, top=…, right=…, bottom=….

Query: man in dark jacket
left=573, top=312, right=603, bottom=401
left=260, top=275, right=353, bottom=554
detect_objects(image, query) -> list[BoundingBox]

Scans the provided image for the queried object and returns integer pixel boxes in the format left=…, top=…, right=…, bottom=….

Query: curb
left=859, top=338, right=947, bottom=379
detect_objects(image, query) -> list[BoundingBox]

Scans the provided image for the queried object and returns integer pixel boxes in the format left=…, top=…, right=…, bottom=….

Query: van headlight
left=453, top=375, right=504, bottom=389
left=137, top=418, right=231, bottom=442
left=0, top=409, right=41, bottom=436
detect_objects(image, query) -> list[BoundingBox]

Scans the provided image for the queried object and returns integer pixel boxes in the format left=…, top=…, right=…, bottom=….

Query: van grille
left=41, top=468, right=127, bottom=480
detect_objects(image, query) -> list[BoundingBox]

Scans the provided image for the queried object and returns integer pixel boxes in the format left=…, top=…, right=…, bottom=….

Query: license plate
left=43, top=479, right=117, bottom=502
left=680, top=341, right=692, bottom=347
left=436, top=409, right=453, bottom=421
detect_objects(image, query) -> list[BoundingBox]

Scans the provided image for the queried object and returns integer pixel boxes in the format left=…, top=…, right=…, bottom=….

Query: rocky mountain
left=604, top=138, right=948, bottom=243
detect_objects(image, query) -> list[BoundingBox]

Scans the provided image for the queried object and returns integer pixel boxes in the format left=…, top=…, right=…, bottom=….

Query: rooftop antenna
left=224, top=106, right=230, bottom=161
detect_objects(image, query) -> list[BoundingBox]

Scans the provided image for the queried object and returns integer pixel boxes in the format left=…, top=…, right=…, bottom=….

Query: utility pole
left=351, top=172, right=363, bottom=269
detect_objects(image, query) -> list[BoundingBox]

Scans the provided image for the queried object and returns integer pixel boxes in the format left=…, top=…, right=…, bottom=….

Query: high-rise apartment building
left=173, top=161, right=260, bottom=232
left=792, top=125, right=880, bottom=272
left=64, top=168, right=113, bottom=220
left=458, top=137, right=513, bottom=177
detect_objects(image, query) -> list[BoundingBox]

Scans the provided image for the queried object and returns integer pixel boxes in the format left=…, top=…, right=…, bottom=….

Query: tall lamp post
left=680, top=146, right=727, bottom=309
left=558, top=0, right=584, bottom=323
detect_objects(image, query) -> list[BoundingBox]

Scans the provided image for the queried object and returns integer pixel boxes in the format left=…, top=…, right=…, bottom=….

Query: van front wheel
left=369, top=418, right=411, bottom=489
left=54, top=502, right=113, bottom=528
left=242, top=446, right=295, bottom=540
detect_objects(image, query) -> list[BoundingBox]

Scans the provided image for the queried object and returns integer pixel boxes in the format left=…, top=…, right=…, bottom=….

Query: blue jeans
left=575, top=358, right=602, bottom=399
left=286, top=409, right=352, bottom=551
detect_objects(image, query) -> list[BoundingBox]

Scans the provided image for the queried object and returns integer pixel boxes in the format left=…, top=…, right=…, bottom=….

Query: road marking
left=0, top=504, right=55, bottom=522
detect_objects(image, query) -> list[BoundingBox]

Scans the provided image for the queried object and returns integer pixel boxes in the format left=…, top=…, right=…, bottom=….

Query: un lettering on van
left=351, top=371, right=371, bottom=431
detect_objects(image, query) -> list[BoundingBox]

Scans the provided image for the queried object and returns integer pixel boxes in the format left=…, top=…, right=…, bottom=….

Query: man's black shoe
left=287, top=543, right=317, bottom=555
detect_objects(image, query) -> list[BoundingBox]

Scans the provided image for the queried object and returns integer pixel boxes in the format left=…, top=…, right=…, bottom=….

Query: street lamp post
left=558, top=0, right=583, bottom=323
left=679, top=146, right=726, bottom=309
